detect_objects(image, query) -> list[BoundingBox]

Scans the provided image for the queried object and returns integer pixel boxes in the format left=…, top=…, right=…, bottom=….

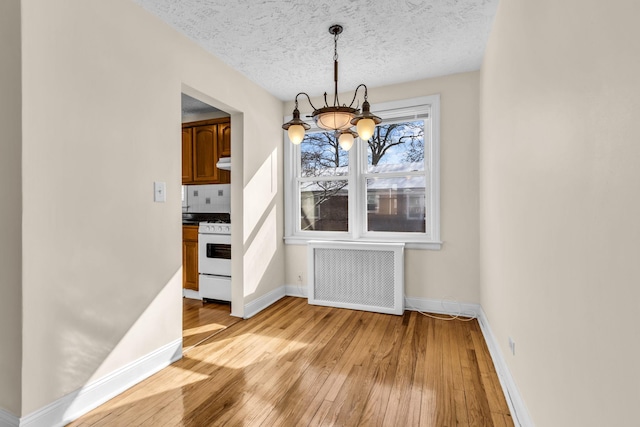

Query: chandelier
left=282, top=24, right=382, bottom=151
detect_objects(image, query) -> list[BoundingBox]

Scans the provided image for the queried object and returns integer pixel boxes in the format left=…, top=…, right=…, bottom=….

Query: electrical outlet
left=508, top=337, right=516, bottom=356
left=297, top=273, right=303, bottom=284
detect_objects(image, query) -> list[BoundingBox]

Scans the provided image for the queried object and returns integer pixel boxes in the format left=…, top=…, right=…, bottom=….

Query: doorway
left=181, top=92, right=237, bottom=349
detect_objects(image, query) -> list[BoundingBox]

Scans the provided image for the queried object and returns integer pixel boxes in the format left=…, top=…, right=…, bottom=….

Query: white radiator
left=307, top=241, right=405, bottom=315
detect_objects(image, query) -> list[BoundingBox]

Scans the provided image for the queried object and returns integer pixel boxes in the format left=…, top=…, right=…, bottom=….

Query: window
left=284, top=95, right=441, bottom=249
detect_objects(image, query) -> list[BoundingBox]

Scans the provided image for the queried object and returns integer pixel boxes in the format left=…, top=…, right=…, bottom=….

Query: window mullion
left=348, top=140, right=358, bottom=239
left=297, top=175, right=348, bottom=183
left=294, top=144, right=302, bottom=234
left=358, top=139, right=368, bottom=238
left=362, top=171, right=426, bottom=180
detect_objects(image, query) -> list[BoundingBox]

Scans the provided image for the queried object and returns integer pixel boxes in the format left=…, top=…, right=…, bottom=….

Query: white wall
left=0, top=0, right=23, bottom=417
left=19, top=0, right=284, bottom=415
left=285, top=72, right=480, bottom=304
left=480, top=1, right=640, bottom=425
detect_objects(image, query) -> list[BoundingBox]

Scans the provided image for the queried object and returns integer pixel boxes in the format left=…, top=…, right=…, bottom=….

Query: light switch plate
left=154, top=181, right=166, bottom=203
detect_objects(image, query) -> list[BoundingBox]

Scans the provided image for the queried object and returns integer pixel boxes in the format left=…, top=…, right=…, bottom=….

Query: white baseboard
left=19, top=288, right=529, bottom=427
left=243, top=286, right=286, bottom=319
left=286, top=292, right=480, bottom=317
left=19, top=338, right=182, bottom=427
left=284, top=284, right=308, bottom=298
left=404, top=296, right=481, bottom=318
left=405, top=296, right=532, bottom=427
left=0, top=408, right=19, bottom=427
left=476, top=307, right=534, bottom=427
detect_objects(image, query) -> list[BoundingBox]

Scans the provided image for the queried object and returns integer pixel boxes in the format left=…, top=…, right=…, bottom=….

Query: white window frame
left=284, top=95, right=441, bottom=250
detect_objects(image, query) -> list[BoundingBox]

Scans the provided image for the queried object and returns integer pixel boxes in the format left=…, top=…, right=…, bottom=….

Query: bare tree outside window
left=297, top=119, right=427, bottom=233
left=300, top=132, right=349, bottom=231
left=367, top=121, right=424, bottom=168
left=365, top=120, right=427, bottom=232
left=300, top=131, right=348, bottom=177
left=287, top=96, right=439, bottom=244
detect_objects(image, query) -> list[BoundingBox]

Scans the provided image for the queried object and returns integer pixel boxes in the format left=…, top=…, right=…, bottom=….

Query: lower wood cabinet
left=182, top=225, right=199, bottom=291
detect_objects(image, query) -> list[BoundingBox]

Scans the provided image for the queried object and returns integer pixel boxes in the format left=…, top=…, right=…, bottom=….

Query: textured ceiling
left=181, top=93, right=221, bottom=115
left=135, top=0, right=499, bottom=101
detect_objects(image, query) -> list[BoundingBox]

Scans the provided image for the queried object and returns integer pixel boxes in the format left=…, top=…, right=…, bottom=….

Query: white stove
left=198, top=221, right=231, bottom=235
left=198, top=220, right=231, bottom=303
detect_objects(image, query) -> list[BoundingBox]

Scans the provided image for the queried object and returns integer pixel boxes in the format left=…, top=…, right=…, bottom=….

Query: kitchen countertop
left=182, top=212, right=231, bottom=226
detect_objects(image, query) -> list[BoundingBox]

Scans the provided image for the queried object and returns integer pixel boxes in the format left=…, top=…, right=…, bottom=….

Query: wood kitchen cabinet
left=217, top=120, right=231, bottom=183
left=218, top=121, right=231, bottom=157
left=182, top=118, right=230, bottom=185
left=182, top=225, right=199, bottom=291
left=192, top=124, right=219, bottom=183
left=182, top=128, right=193, bottom=182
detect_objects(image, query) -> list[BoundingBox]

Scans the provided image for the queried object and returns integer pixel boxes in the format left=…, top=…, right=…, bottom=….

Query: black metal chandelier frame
left=282, top=24, right=382, bottom=142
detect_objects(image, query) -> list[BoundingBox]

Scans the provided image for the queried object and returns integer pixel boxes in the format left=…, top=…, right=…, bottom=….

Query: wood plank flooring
left=69, top=297, right=513, bottom=426
left=182, top=298, right=240, bottom=351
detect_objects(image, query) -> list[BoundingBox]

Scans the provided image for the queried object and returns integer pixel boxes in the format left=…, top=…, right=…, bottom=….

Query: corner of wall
left=0, top=0, right=23, bottom=418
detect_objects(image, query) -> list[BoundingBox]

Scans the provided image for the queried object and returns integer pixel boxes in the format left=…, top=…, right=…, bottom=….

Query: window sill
left=284, top=235, right=443, bottom=250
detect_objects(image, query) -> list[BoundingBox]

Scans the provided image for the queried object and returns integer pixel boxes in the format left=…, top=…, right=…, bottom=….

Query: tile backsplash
left=182, top=184, right=230, bottom=213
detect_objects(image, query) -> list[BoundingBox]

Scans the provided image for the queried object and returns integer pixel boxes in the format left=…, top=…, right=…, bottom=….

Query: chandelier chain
left=333, top=30, right=340, bottom=107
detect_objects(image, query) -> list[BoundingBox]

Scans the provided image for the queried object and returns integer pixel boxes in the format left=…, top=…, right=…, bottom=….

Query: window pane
left=367, top=120, right=425, bottom=173
left=301, top=131, right=348, bottom=177
left=300, top=180, right=348, bottom=231
left=366, top=177, right=426, bottom=233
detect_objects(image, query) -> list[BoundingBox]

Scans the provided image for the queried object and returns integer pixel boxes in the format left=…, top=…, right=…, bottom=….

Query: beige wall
left=0, top=0, right=23, bottom=417
left=19, top=0, right=284, bottom=415
left=285, top=72, right=480, bottom=303
left=480, top=1, right=640, bottom=425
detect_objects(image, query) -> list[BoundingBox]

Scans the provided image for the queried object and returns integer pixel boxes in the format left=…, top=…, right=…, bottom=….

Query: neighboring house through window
left=284, top=95, right=441, bottom=249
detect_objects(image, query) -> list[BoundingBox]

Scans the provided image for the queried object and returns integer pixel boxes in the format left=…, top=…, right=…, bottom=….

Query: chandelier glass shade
left=282, top=24, right=382, bottom=150
left=313, top=106, right=357, bottom=131
left=284, top=107, right=310, bottom=145
left=337, top=130, right=357, bottom=151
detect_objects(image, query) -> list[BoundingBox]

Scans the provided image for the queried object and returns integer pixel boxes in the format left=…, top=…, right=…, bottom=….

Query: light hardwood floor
left=182, top=298, right=241, bottom=351
left=69, top=297, right=513, bottom=426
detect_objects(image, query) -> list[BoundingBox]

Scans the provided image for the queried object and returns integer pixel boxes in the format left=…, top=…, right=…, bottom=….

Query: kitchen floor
left=182, top=298, right=240, bottom=352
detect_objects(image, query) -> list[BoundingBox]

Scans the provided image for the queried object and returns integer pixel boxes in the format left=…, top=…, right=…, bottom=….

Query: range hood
left=216, top=157, right=231, bottom=171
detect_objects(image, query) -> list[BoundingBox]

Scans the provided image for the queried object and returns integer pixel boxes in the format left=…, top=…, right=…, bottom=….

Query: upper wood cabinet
left=182, top=128, right=193, bottom=183
left=192, top=124, right=219, bottom=183
left=182, top=118, right=230, bottom=185
left=218, top=121, right=231, bottom=158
